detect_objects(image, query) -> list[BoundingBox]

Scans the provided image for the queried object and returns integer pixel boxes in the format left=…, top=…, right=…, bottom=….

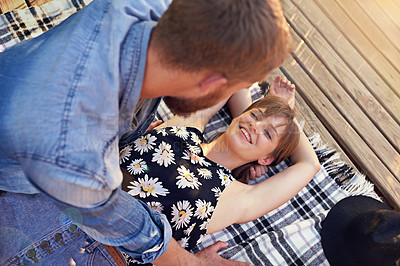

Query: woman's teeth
left=240, top=128, right=251, bottom=143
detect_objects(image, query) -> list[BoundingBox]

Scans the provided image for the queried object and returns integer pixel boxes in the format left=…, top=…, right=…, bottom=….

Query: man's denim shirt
left=0, top=0, right=172, bottom=263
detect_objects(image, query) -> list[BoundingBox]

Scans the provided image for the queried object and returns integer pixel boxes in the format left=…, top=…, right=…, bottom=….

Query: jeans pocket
left=87, top=241, right=126, bottom=266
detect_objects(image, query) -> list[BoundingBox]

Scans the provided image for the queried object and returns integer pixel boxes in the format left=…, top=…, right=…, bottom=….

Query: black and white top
left=120, top=127, right=234, bottom=251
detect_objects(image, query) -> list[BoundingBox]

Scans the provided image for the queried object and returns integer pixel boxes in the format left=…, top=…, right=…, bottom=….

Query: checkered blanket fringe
left=0, top=2, right=378, bottom=265
left=308, top=133, right=377, bottom=200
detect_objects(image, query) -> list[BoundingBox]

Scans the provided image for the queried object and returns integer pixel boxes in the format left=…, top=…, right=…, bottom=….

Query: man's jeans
left=0, top=191, right=123, bottom=265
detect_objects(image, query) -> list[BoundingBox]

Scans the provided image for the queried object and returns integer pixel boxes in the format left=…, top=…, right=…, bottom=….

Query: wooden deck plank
left=284, top=1, right=400, bottom=178
left=28, top=0, right=52, bottom=7
left=281, top=55, right=400, bottom=210
left=335, top=0, right=400, bottom=74
left=357, top=0, right=400, bottom=52
left=377, top=0, right=400, bottom=32
left=283, top=0, right=400, bottom=152
left=0, top=0, right=27, bottom=13
left=288, top=0, right=400, bottom=124
left=288, top=29, right=400, bottom=180
left=282, top=0, right=400, bottom=209
left=314, top=0, right=400, bottom=99
left=394, top=0, right=400, bottom=10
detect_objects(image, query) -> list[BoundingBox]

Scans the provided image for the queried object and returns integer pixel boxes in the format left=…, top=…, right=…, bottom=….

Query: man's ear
left=258, top=156, right=274, bottom=166
left=198, top=74, right=227, bottom=94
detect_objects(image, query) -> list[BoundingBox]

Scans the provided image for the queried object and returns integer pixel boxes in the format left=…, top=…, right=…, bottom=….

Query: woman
left=119, top=76, right=320, bottom=251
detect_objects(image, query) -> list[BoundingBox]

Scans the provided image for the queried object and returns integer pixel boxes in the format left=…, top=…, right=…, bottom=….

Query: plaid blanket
left=0, top=2, right=379, bottom=265
left=0, top=0, right=90, bottom=52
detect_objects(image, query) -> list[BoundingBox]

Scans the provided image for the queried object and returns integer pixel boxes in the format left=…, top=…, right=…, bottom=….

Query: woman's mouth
left=240, top=127, right=252, bottom=143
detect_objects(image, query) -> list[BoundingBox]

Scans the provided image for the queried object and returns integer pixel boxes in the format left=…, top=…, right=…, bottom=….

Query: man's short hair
left=152, top=0, right=291, bottom=85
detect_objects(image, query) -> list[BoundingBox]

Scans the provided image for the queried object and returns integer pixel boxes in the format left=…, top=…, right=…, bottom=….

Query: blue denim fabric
left=0, top=0, right=172, bottom=263
left=0, top=192, right=123, bottom=265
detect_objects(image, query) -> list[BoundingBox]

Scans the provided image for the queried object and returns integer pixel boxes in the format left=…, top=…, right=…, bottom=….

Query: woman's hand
left=249, top=165, right=269, bottom=180
left=269, top=76, right=296, bottom=110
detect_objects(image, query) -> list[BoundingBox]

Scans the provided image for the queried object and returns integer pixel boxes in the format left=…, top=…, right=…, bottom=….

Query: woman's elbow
left=311, top=161, right=321, bottom=176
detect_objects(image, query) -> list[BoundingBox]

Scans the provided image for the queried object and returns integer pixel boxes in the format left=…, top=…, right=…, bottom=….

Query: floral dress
left=119, top=127, right=234, bottom=251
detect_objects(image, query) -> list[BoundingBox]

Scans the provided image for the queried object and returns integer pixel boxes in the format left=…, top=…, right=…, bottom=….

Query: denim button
left=68, top=224, right=79, bottom=236
left=54, top=233, right=66, bottom=246
left=26, top=248, right=38, bottom=263
left=40, top=240, right=52, bottom=254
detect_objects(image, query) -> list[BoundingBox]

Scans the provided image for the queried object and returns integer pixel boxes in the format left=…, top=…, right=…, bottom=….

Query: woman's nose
left=249, top=122, right=259, bottom=134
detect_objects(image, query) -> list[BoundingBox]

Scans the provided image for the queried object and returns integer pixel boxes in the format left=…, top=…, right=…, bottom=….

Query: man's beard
left=163, top=89, right=224, bottom=117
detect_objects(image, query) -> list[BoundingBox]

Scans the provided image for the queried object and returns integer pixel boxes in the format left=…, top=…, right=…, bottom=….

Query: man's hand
left=153, top=239, right=251, bottom=266
left=147, top=120, right=163, bottom=131
left=194, top=241, right=251, bottom=265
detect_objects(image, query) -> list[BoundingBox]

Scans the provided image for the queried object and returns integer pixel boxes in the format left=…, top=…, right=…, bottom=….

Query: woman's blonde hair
left=232, top=95, right=300, bottom=183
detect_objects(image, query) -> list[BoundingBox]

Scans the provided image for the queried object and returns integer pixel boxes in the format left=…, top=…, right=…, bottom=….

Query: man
left=0, top=0, right=290, bottom=264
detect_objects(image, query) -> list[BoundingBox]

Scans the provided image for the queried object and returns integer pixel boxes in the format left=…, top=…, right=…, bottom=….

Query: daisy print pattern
left=171, top=127, right=189, bottom=140
left=217, top=169, right=233, bottom=187
left=119, top=145, right=132, bottom=164
left=127, top=158, right=147, bottom=175
left=156, top=128, right=168, bottom=136
left=176, top=165, right=202, bottom=190
left=197, top=168, right=212, bottom=179
left=200, top=219, right=210, bottom=230
left=171, top=200, right=193, bottom=229
left=182, top=150, right=211, bottom=167
left=194, top=199, right=214, bottom=220
left=187, top=144, right=201, bottom=155
left=190, top=131, right=202, bottom=145
left=178, top=237, right=190, bottom=249
left=197, top=234, right=207, bottom=245
left=211, top=187, right=222, bottom=200
left=152, top=141, right=176, bottom=167
left=133, top=134, right=157, bottom=155
left=120, top=127, right=235, bottom=252
left=184, top=223, right=196, bottom=236
left=146, top=201, right=164, bottom=214
left=127, top=174, right=169, bottom=198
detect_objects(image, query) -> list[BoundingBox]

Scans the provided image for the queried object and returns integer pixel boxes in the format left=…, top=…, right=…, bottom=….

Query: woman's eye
left=251, top=112, right=258, bottom=120
left=265, top=130, right=271, bottom=139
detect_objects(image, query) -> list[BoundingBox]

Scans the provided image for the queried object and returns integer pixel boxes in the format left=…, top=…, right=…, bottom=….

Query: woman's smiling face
left=225, top=108, right=288, bottom=165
